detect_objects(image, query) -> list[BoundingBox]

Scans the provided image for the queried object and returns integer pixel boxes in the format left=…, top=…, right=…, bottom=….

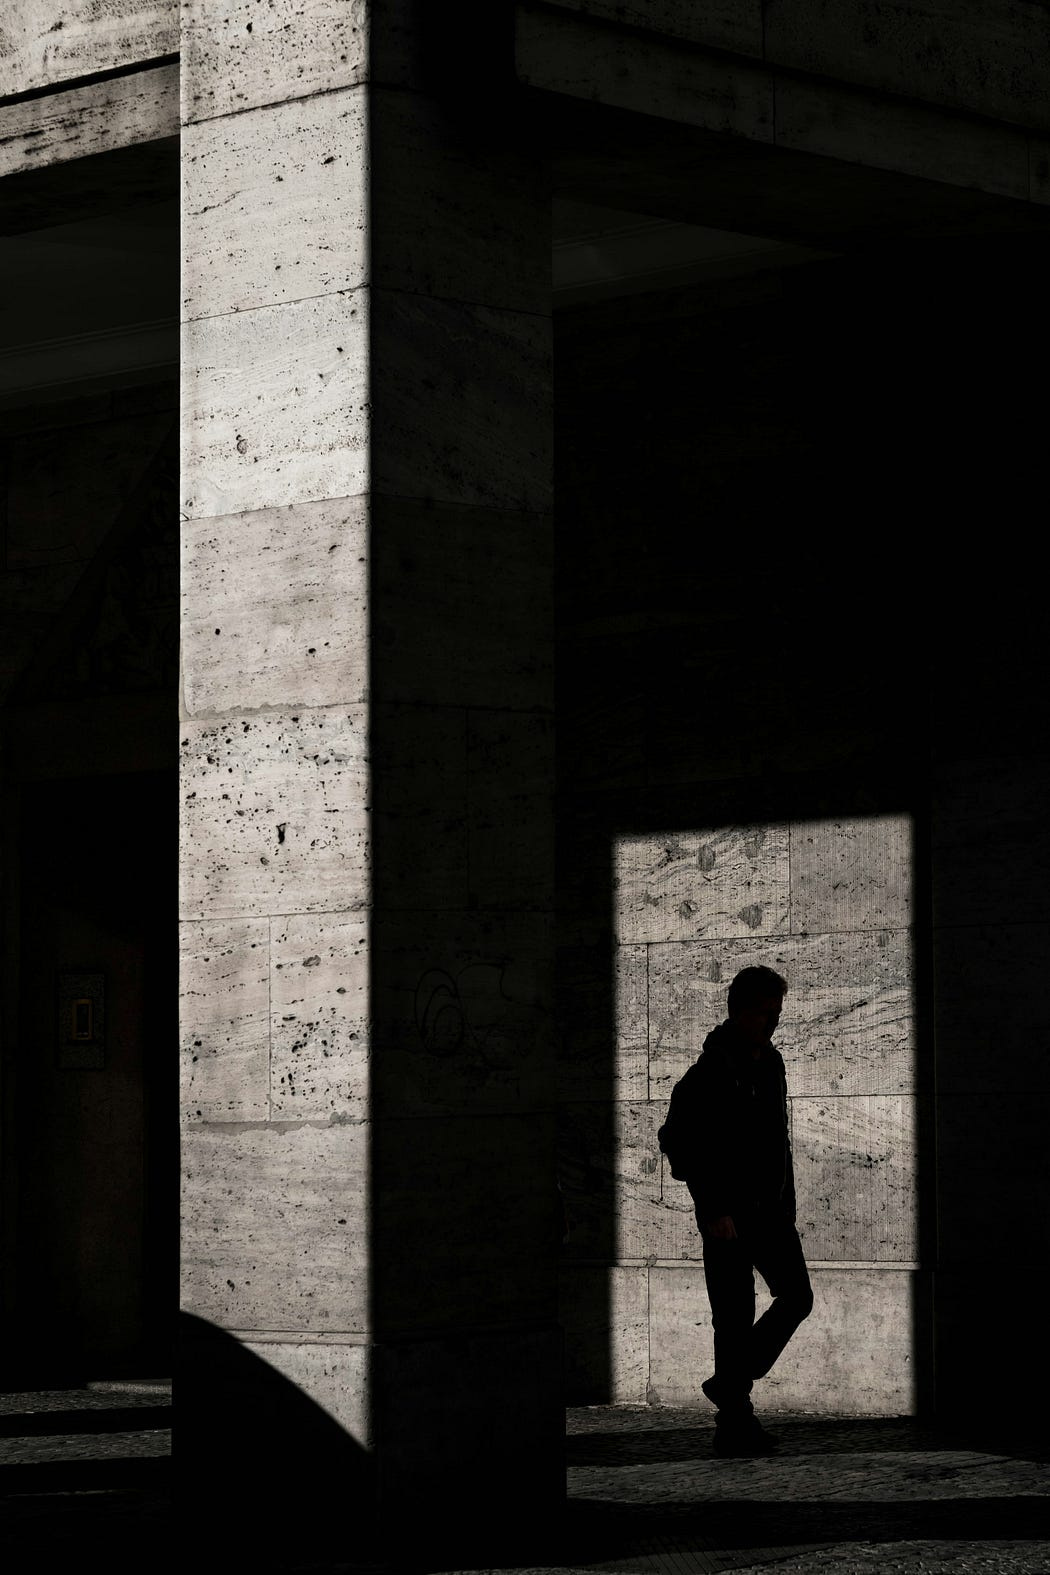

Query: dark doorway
left=11, top=771, right=176, bottom=1381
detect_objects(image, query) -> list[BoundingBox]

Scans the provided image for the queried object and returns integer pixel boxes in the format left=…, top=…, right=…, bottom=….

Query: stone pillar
left=179, top=1, right=557, bottom=1556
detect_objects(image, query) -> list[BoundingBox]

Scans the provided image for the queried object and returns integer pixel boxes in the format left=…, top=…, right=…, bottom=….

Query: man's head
left=726, top=965, right=788, bottom=1047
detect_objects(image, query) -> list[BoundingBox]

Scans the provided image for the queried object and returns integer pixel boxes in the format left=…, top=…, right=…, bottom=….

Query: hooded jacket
left=659, top=1020, right=796, bottom=1226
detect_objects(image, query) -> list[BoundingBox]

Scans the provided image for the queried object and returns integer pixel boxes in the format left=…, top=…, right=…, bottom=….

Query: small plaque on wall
left=57, top=972, right=105, bottom=1069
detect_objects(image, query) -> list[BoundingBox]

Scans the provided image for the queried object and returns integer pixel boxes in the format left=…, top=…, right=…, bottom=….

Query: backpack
left=656, top=1065, right=701, bottom=1181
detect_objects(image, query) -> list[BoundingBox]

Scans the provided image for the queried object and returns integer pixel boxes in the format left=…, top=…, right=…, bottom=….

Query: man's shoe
left=713, top=1417, right=779, bottom=1458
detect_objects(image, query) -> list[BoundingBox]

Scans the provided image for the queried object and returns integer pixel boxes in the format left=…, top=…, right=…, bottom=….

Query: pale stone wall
left=0, top=0, right=177, bottom=98
left=179, top=2, right=559, bottom=1539
left=560, top=816, right=917, bottom=1416
left=178, top=0, right=372, bottom=1445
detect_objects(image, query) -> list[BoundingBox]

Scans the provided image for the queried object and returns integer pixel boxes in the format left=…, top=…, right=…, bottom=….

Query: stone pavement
left=1, top=1387, right=1047, bottom=1573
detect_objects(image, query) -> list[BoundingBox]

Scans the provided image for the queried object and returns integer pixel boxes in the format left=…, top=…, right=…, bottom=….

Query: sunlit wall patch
left=611, top=814, right=916, bottom=1415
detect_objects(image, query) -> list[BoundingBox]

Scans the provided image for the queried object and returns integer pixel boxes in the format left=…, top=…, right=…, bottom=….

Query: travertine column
left=179, top=0, right=557, bottom=1546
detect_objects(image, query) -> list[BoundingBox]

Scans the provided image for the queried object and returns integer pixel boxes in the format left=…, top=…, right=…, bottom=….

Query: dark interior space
left=0, top=138, right=179, bottom=1388
left=553, top=225, right=1050, bottom=1418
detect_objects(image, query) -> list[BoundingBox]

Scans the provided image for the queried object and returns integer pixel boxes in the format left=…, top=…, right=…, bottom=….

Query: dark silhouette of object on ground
left=659, top=966, right=813, bottom=1455
left=175, top=1313, right=375, bottom=1570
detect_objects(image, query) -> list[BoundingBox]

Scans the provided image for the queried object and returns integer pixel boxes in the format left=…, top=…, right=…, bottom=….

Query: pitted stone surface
left=180, top=917, right=270, bottom=1122
left=270, top=911, right=368, bottom=1121
left=0, top=0, right=177, bottom=98
left=179, top=710, right=369, bottom=920
left=181, top=89, right=367, bottom=322
left=180, top=0, right=367, bottom=124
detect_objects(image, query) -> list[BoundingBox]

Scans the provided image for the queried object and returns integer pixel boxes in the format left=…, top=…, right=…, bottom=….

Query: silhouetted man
left=658, top=965, right=813, bottom=1456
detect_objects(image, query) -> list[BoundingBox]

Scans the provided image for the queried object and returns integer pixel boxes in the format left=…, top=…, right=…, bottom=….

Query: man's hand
left=704, top=1215, right=737, bottom=1240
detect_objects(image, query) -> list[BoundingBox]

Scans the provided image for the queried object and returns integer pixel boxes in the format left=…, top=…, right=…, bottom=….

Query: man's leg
left=750, top=1217, right=814, bottom=1380
left=701, top=1234, right=756, bottom=1416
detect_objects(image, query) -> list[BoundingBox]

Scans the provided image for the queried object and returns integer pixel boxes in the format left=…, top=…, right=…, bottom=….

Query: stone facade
left=3, top=0, right=1050, bottom=1556
left=559, top=816, right=917, bottom=1413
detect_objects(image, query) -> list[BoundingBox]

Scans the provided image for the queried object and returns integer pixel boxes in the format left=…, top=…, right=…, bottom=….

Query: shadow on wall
left=175, top=1315, right=375, bottom=1568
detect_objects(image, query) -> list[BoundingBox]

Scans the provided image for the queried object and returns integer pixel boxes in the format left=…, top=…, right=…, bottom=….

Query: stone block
left=793, top=1095, right=917, bottom=1262
left=181, top=495, right=368, bottom=718
left=559, top=1263, right=649, bottom=1403
left=181, top=90, right=367, bottom=323
left=556, top=932, right=648, bottom=1104
left=536, top=0, right=762, bottom=58
left=466, top=710, right=555, bottom=911
left=371, top=704, right=469, bottom=911
left=789, top=815, right=912, bottom=935
left=180, top=1123, right=368, bottom=1332
left=932, top=757, right=1050, bottom=928
left=774, top=77, right=1029, bottom=202
left=371, top=288, right=551, bottom=512
left=515, top=5, right=774, bottom=142
left=0, top=0, right=178, bottom=98
left=371, top=909, right=553, bottom=1116
left=179, top=710, right=369, bottom=920
left=370, top=86, right=548, bottom=315
left=936, top=1093, right=1050, bottom=1263
left=180, top=0, right=367, bottom=124
left=372, top=1113, right=558, bottom=1334
left=0, top=63, right=179, bottom=178
left=241, top=1338, right=369, bottom=1445
left=181, top=291, right=367, bottom=521
left=559, top=1101, right=666, bottom=1261
left=371, top=497, right=553, bottom=712
left=648, top=1263, right=915, bottom=1415
left=180, top=918, right=270, bottom=1122
left=764, top=0, right=1050, bottom=136
left=270, top=912, right=368, bottom=1121
left=933, top=923, right=1050, bottom=1095
left=615, top=824, right=790, bottom=945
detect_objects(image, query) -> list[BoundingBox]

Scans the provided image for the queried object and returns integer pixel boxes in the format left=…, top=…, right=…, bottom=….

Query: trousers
left=700, top=1208, right=813, bottom=1412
